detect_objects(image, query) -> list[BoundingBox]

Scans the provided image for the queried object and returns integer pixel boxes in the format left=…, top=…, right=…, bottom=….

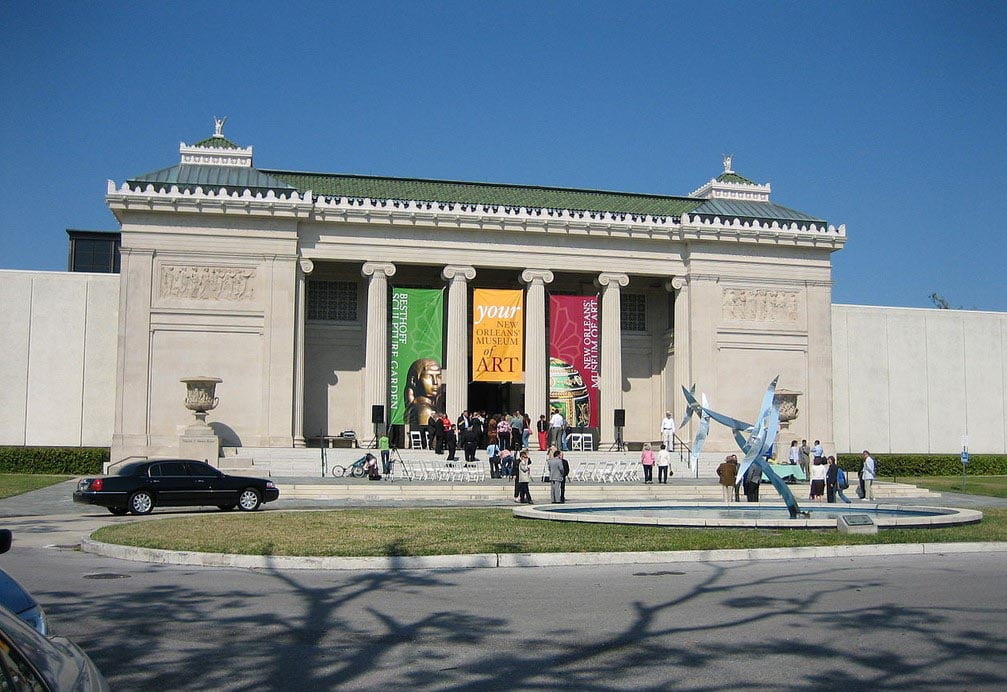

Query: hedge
left=0, top=447, right=108, bottom=475
left=837, top=454, right=1007, bottom=477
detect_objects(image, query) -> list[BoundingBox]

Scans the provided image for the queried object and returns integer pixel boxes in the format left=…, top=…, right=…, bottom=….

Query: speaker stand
left=608, top=426, right=626, bottom=452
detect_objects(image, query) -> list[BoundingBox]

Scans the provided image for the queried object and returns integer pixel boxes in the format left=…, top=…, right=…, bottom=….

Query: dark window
left=68, top=235, right=120, bottom=273
left=151, top=462, right=189, bottom=477
left=620, top=294, right=647, bottom=332
left=307, top=280, right=358, bottom=321
left=667, top=290, right=676, bottom=331
left=186, top=462, right=218, bottom=477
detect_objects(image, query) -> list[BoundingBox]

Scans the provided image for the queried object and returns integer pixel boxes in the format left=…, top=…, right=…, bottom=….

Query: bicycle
left=330, top=455, right=369, bottom=478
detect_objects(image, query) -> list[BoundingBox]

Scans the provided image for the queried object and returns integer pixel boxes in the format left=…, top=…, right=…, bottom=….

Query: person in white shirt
left=660, top=411, right=676, bottom=450
left=548, top=410, right=565, bottom=449
left=861, top=450, right=877, bottom=500
left=811, top=440, right=824, bottom=463
left=788, top=440, right=800, bottom=465
left=656, top=444, right=673, bottom=484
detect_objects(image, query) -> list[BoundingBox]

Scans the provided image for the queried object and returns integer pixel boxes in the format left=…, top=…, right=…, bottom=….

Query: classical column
left=442, top=265, right=476, bottom=418
left=596, top=272, right=630, bottom=445
left=293, top=258, right=314, bottom=447
left=362, top=262, right=396, bottom=435
left=668, top=276, right=692, bottom=470
left=520, top=269, right=555, bottom=421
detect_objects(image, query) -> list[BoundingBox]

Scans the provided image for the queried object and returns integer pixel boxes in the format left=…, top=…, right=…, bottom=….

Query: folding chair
left=409, top=430, right=424, bottom=449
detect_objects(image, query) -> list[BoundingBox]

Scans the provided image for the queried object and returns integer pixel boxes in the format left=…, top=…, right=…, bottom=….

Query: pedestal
left=179, top=420, right=220, bottom=465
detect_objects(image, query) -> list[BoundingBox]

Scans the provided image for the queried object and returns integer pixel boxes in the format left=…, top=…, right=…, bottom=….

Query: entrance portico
left=106, top=126, right=845, bottom=464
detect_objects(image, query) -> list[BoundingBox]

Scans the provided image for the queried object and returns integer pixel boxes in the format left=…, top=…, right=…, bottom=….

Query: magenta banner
left=548, top=295, right=599, bottom=428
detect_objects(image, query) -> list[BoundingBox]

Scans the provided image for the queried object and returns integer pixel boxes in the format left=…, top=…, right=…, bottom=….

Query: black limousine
left=74, top=459, right=279, bottom=515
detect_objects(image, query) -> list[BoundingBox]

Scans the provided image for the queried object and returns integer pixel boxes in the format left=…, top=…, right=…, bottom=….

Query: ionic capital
left=441, top=265, right=477, bottom=282
left=595, top=272, right=630, bottom=289
left=299, top=258, right=314, bottom=275
left=361, top=262, right=396, bottom=279
left=520, top=268, right=555, bottom=286
left=668, top=276, right=688, bottom=291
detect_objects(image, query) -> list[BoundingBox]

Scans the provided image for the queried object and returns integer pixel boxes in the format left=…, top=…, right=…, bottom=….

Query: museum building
left=4, top=123, right=1005, bottom=462
left=96, top=123, right=843, bottom=463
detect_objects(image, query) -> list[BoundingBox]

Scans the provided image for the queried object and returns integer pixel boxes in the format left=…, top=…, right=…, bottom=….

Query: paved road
left=2, top=546, right=1005, bottom=690
left=2, top=482, right=1007, bottom=689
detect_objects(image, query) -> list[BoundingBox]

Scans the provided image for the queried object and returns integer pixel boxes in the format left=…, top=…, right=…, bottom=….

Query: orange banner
left=472, top=289, right=524, bottom=382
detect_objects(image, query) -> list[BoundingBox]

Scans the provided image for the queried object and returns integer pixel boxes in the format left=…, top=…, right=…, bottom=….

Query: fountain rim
left=513, top=501, right=982, bottom=529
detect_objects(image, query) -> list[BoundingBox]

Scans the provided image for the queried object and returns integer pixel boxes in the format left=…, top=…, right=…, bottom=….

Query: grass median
left=903, top=475, right=1007, bottom=499
left=90, top=506, right=1007, bottom=558
left=0, top=474, right=71, bottom=499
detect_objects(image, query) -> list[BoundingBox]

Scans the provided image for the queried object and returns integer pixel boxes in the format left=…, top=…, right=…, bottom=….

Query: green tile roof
left=192, top=135, right=240, bottom=149
left=128, top=164, right=296, bottom=192
left=262, top=170, right=701, bottom=217
left=716, top=172, right=756, bottom=184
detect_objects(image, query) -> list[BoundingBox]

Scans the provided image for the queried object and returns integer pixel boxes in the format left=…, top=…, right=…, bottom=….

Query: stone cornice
left=106, top=180, right=314, bottom=219
left=179, top=141, right=253, bottom=167
left=106, top=182, right=846, bottom=248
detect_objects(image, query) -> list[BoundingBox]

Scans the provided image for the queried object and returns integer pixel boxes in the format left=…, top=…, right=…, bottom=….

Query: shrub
left=0, top=447, right=108, bottom=475
left=837, top=453, right=1007, bottom=477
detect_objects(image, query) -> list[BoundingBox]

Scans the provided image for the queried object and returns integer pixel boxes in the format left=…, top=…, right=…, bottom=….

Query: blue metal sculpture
left=677, top=386, right=710, bottom=474
left=680, top=377, right=805, bottom=518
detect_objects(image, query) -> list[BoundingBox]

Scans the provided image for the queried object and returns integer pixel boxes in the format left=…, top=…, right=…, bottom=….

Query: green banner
left=390, top=288, right=444, bottom=425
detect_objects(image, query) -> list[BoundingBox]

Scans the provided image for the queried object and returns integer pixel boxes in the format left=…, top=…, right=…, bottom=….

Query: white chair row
left=400, top=459, right=486, bottom=482
left=570, top=459, right=642, bottom=483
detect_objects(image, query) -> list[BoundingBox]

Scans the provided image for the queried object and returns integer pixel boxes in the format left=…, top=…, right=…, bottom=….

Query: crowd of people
left=715, top=445, right=878, bottom=503
left=412, top=408, right=595, bottom=457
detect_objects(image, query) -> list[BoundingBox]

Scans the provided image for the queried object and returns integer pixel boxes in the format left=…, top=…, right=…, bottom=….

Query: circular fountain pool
left=513, top=502, right=982, bottom=529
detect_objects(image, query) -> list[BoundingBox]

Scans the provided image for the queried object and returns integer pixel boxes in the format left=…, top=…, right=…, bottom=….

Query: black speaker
left=371, top=405, right=385, bottom=424
left=613, top=409, right=626, bottom=427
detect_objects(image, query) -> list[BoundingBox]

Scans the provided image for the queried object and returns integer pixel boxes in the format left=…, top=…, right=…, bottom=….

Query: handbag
left=856, top=484, right=865, bottom=499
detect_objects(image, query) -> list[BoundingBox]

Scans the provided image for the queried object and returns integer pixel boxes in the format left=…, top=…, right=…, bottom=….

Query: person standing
left=461, top=425, right=478, bottom=462
left=656, top=444, right=672, bottom=484
left=788, top=440, right=800, bottom=465
left=522, top=412, right=532, bottom=450
left=445, top=424, right=458, bottom=462
left=486, top=441, right=502, bottom=479
left=861, top=450, right=877, bottom=501
left=743, top=459, right=762, bottom=502
left=549, top=409, right=565, bottom=449
left=536, top=414, right=549, bottom=451
left=516, top=450, right=533, bottom=504
left=510, top=411, right=525, bottom=451
left=660, top=411, right=676, bottom=450
left=428, top=413, right=442, bottom=454
left=548, top=449, right=565, bottom=504
left=497, top=416, right=512, bottom=452
left=798, top=439, right=811, bottom=479
left=379, top=433, right=391, bottom=475
left=832, top=457, right=853, bottom=504
left=811, top=439, right=824, bottom=464
left=716, top=455, right=738, bottom=502
left=810, top=457, right=827, bottom=501
left=559, top=449, right=570, bottom=502
left=640, top=443, right=656, bottom=484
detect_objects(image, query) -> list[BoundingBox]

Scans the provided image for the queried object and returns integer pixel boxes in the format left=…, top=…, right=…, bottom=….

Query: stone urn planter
left=181, top=376, right=222, bottom=425
left=774, top=389, right=801, bottom=429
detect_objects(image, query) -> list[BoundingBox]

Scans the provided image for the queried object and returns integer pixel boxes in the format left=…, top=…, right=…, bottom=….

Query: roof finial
left=722, top=154, right=734, bottom=174
left=213, top=116, right=227, bottom=138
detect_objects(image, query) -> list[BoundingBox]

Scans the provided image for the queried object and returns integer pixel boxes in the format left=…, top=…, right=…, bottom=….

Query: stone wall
left=832, top=304, right=1007, bottom=454
left=0, top=270, right=118, bottom=447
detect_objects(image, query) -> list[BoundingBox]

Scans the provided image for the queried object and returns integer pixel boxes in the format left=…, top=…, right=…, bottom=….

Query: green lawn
left=906, top=475, right=1007, bottom=498
left=91, top=506, right=1007, bottom=558
left=0, top=474, right=71, bottom=499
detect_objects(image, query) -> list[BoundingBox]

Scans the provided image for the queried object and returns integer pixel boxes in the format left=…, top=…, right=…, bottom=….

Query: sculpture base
left=179, top=421, right=220, bottom=465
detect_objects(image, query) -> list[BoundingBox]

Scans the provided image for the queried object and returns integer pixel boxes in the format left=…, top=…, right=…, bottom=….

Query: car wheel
left=107, top=507, right=128, bottom=516
left=331, top=465, right=346, bottom=478
left=128, top=491, right=154, bottom=515
left=350, top=465, right=365, bottom=478
left=217, top=504, right=236, bottom=511
left=237, top=488, right=261, bottom=511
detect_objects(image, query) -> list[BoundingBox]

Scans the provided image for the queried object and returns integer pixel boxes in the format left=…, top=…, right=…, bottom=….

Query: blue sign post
left=961, top=449, right=970, bottom=493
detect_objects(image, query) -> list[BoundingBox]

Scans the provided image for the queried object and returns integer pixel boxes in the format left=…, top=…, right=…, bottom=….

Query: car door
left=185, top=461, right=226, bottom=505
left=148, top=461, right=195, bottom=506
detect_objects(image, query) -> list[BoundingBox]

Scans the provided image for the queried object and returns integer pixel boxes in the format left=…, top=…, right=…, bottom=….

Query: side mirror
left=0, top=529, right=12, bottom=554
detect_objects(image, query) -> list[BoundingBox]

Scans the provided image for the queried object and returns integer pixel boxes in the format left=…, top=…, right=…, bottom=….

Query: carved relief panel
left=722, top=288, right=799, bottom=323
left=159, top=265, right=257, bottom=302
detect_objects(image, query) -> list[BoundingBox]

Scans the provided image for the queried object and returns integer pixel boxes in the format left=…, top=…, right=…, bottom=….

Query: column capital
left=667, top=276, right=688, bottom=291
left=361, top=262, right=396, bottom=278
left=441, top=265, right=477, bottom=282
left=299, top=258, right=314, bottom=275
left=520, top=268, right=555, bottom=285
left=595, top=272, right=629, bottom=289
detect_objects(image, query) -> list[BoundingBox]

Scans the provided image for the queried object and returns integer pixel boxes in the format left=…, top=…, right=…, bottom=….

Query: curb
left=80, top=538, right=1007, bottom=571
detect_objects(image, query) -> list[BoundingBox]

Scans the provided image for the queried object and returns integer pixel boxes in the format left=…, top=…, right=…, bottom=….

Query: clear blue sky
left=2, top=1, right=1004, bottom=310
